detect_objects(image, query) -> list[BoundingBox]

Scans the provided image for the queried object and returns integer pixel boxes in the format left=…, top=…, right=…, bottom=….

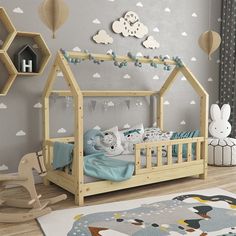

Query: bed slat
left=146, top=147, right=152, bottom=169
left=196, top=141, right=201, bottom=160
left=167, top=145, right=172, bottom=165
left=135, top=147, right=141, bottom=173
left=178, top=144, right=183, bottom=163
left=157, top=146, right=162, bottom=166
left=187, top=143, right=192, bottom=162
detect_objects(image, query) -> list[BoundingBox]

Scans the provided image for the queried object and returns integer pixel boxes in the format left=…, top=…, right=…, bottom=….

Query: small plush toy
left=84, top=129, right=104, bottom=155
left=209, top=104, right=232, bottom=139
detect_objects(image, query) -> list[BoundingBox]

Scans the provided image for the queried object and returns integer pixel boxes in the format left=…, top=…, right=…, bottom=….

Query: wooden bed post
left=42, top=59, right=59, bottom=186
left=74, top=95, right=84, bottom=205
left=158, top=67, right=181, bottom=129
left=179, top=66, right=209, bottom=179
left=157, top=96, right=164, bottom=130
left=199, top=95, right=209, bottom=179
left=56, top=51, right=85, bottom=205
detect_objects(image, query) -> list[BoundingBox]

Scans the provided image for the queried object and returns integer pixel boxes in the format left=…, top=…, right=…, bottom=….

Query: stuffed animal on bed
left=209, top=104, right=231, bottom=139
left=84, top=129, right=104, bottom=155
left=119, top=124, right=144, bottom=154
left=97, top=127, right=124, bottom=156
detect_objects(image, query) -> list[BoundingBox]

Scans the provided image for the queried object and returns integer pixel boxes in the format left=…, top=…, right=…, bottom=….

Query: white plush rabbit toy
left=209, top=104, right=232, bottom=139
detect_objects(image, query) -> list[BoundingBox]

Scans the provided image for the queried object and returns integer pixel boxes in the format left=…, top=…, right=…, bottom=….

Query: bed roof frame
left=42, top=50, right=209, bottom=205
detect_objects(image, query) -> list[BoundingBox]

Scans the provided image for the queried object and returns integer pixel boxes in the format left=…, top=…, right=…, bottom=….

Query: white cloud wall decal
left=33, top=102, right=43, bottom=108
left=93, top=73, right=101, bottom=78
left=136, top=2, right=143, bottom=7
left=57, top=128, right=67, bottom=133
left=0, top=164, right=8, bottom=171
left=92, top=18, right=101, bottom=24
left=123, top=74, right=131, bottom=79
left=72, top=46, right=81, bottom=52
left=16, top=130, right=26, bottom=136
left=13, top=7, right=24, bottom=14
left=0, top=103, right=7, bottom=109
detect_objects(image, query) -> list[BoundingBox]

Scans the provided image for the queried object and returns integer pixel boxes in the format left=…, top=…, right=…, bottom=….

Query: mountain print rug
left=37, top=188, right=236, bottom=236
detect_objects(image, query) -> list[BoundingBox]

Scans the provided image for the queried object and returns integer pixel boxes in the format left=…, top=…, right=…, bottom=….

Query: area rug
left=37, top=188, right=236, bottom=236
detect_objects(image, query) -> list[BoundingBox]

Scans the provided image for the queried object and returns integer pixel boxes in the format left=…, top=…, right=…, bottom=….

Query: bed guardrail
left=134, top=137, right=205, bottom=175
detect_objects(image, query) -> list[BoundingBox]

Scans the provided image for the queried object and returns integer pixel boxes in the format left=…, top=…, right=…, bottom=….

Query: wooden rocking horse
left=0, top=151, right=67, bottom=223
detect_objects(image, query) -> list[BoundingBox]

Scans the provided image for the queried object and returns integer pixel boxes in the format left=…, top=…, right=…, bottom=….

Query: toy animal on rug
left=0, top=151, right=67, bottom=223
left=208, top=104, right=236, bottom=166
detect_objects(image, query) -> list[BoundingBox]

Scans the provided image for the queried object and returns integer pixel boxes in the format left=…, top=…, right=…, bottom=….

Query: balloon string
left=208, top=0, right=212, bottom=29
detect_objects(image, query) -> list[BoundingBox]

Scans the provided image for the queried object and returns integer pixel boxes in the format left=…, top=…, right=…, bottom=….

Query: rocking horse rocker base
left=0, top=151, right=67, bottom=223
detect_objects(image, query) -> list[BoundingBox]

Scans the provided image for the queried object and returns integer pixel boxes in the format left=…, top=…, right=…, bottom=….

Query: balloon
left=38, top=0, right=69, bottom=39
left=198, top=30, right=221, bottom=60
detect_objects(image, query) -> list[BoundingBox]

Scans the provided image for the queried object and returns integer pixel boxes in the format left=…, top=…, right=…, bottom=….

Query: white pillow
left=142, top=127, right=173, bottom=157
left=119, top=124, right=144, bottom=154
left=97, top=126, right=124, bottom=156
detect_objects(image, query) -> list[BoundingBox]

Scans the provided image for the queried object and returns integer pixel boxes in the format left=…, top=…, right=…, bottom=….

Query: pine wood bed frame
left=42, top=50, right=209, bottom=206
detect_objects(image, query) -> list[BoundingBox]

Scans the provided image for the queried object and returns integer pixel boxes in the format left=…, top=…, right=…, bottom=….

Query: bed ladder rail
left=134, top=137, right=205, bottom=175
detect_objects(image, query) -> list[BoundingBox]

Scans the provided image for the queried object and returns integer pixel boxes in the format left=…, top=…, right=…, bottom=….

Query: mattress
left=83, top=154, right=185, bottom=183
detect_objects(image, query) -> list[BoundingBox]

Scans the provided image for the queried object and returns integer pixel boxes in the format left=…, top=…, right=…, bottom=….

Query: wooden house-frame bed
left=42, top=50, right=209, bottom=206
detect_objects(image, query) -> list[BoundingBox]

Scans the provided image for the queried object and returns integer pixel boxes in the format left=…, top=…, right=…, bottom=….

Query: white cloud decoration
left=153, top=27, right=160, bottom=32
left=57, top=128, right=67, bottom=134
left=93, top=126, right=101, bottom=130
left=13, top=7, right=24, bottom=14
left=136, top=52, right=143, bottom=57
left=93, top=30, right=113, bottom=44
left=57, top=71, right=63, bottom=77
left=72, top=46, right=81, bottom=52
left=0, top=164, right=8, bottom=171
left=0, top=103, right=7, bottom=109
left=153, top=75, right=160, bottom=80
left=142, top=36, right=160, bottom=49
left=123, top=124, right=131, bottom=129
left=93, top=73, right=101, bottom=78
left=33, top=102, right=43, bottom=108
left=16, top=130, right=26, bottom=136
left=92, top=18, right=101, bottom=24
left=164, top=7, right=171, bottom=13
left=107, top=101, right=115, bottom=107
left=107, top=49, right=113, bottom=55
left=136, top=2, right=143, bottom=7
left=123, top=74, right=131, bottom=79
left=112, top=11, right=148, bottom=38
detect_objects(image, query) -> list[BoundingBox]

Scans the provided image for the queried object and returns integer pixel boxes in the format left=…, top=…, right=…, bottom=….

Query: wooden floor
left=1, top=166, right=236, bottom=236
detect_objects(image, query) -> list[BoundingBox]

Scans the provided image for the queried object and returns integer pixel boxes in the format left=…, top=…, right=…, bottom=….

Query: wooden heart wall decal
left=38, top=0, right=69, bottom=39
left=198, top=30, right=221, bottom=60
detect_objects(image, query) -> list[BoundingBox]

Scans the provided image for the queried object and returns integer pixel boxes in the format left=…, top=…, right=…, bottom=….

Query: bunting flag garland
left=91, top=100, right=97, bottom=111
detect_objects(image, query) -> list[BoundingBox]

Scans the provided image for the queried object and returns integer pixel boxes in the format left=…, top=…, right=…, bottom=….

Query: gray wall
left=0, top=0, right=221, bottom=172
